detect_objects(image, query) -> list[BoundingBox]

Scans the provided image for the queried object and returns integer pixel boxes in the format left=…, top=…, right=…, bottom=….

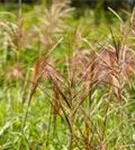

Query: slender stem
left=18, top=0, right=22, bottom=19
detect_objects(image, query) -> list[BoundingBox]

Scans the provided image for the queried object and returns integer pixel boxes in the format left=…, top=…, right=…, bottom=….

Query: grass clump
left=1, top=1, right=135, bottom=150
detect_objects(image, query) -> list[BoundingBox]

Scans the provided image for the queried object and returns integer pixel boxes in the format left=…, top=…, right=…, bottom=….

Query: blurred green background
left=0, top=0, right=134, bottom=9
